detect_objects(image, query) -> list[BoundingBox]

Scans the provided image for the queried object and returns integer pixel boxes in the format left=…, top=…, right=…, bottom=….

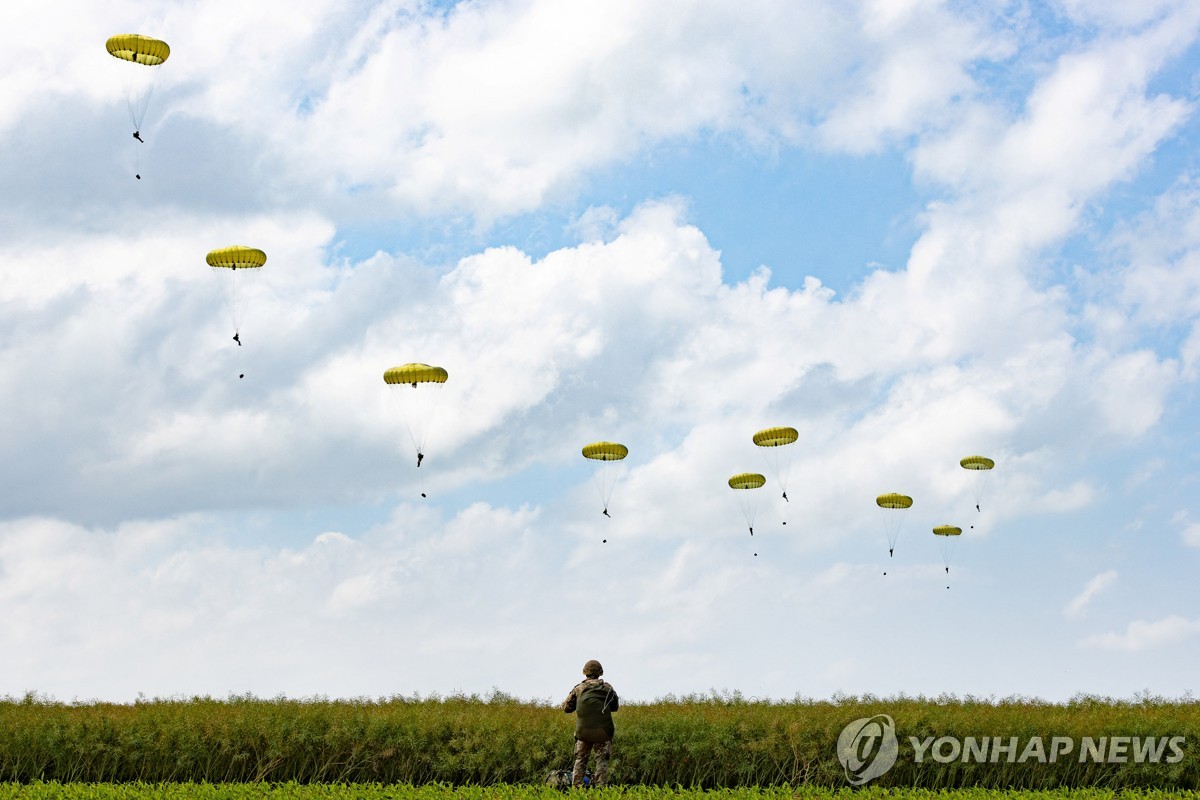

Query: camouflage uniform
left=563, top=665, right=619, bottom=788
left=572, top=738, right=611, bottom=787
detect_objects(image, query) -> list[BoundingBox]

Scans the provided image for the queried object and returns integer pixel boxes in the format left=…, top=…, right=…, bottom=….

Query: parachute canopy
left=729, top=473, right=766, bottom=490
left=384, top=363, right=449, bottom=385
left=933, top=525, right=962, bottom=537
left=106, top=34, right=170, bottom=66
left=206, top=246, right=267, bottom=270
left=582, top=442, right=628, bottom=461
left=960, top=455, right=995, bottom=471
left=876, top=493, right=913, bottom=509
left=752, top=426, right=798, bottom=447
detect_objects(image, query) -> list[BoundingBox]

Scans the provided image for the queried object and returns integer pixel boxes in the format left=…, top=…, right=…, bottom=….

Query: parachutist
left=945, top=567, right=949, bottom=574
left=602, top=508, right=610, bottom=518
left=748, top=526, right=754, bottom=536
left=417, top=452, right=424, bottom=467
left=976, top=504, right=980, bottom=512
left=782, top=491, right=788, bottom=502
left=889, top=548, right=893, bottom=557
left=133, top=131, right=144, bottom=143
left=232, top=332, right=241, bottom=346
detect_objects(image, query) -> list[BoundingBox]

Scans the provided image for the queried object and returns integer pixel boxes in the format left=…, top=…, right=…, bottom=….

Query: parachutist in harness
left=417, top=452, right=424, bottom=467
left=976, top=504, right=980, bottom=512
left=889, top=547, right=893, bottom=557
left=133, top=130, right=144, bottom=143
left=232, top=332, right=241, bottom=346
left=602, top=508, right=610, bottom=518
left=748, top=526, right=754, bottom=536
left=782, top=490, right=788, bottom=501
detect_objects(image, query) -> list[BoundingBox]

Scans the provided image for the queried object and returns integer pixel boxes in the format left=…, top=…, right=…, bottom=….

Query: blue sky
left=2, top=0, right=1200, bottom=705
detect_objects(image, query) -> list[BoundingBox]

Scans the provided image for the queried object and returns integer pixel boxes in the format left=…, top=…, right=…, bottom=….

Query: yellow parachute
left=106, top=34, right=170, bottom=178
left=875, top=493, right=913, bottom=558
left=206, top=246, right=266, bottom=377
left=384, top=364, right=449, bottom=481
left=582, top=442, right=628, bottom=523
left=960, top=455, right=995, bottom=513
left=384, top=363, right=449, bottom=387
left=106, top=34, right=171, bottom=65
left=729, top=473, right=766, bottom=540
left=753, top=426, right=798, bottom=503
left=933, top=525, right=963, bottom=582
left=729, top=473, right=766, bottom=490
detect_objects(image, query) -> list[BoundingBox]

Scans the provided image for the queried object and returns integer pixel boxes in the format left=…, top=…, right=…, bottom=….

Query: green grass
left=1, top=692, right=1197, bottom=789
left=0, top=784, right=1198, bottom=799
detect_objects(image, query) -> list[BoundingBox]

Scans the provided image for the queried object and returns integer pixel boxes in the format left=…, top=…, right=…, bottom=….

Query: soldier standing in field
left=562, top=659, right=619, bottom=788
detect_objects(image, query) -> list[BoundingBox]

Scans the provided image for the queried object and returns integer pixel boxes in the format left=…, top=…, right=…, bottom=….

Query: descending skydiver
left=233, top=332, right=241, bottom=346
left=133, top=130, right=144, bottom=143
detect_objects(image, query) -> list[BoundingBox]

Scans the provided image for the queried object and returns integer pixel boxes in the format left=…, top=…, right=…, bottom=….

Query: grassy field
left=0, top=784, right=1199, bottom=799
left=1, top=693, right=1197, bottom=790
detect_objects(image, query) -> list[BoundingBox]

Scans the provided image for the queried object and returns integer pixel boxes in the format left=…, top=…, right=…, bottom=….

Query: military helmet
left=583, top=659, right=603, bottom=678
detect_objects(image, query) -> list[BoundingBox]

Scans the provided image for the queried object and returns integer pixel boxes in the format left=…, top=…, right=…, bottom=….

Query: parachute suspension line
left=403, top=386, right=425, bottom=461
left=766, top=446, right=791, bottom=501
left=123, top=70, right=155, bottom=134
left=401, top=382, right=441, bottom=465
left=591, top=465, right=615, bottom=517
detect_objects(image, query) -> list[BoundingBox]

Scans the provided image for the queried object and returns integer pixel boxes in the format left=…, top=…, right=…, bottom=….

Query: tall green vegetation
left=1, top=692, right=1197, bottom=789
left=0, top=784, right=1198, bottom=799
